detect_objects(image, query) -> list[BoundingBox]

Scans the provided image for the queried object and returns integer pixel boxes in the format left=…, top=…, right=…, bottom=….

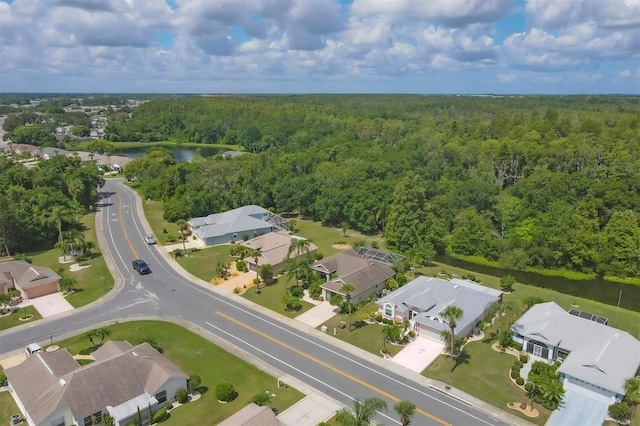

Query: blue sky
left=0, top=0, right=638, bottom=94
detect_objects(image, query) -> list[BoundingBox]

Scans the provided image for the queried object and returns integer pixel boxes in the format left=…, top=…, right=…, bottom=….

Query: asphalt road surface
left=0, top=179, right=513, bottom=426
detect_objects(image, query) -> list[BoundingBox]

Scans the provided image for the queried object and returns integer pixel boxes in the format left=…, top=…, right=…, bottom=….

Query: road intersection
left=0, top=179, right=526, bottom=426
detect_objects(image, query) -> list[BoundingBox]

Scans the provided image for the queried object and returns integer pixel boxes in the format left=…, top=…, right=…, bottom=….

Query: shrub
left=233, top=287, right=241, bottom=294
left=151, top=407, right=167, bottom=423
left=251, top=391, right=271, bottom=406
left=315, top=252, right=324, bottom=260
left=175, top=388, right=188, bottom=404
left=608, top=402, right=631, bottom=423
left=371, top=241, right=379, bottom=249
left=290, top=286, right=304, bottom=298
left=515, top=377, right=525, bottom=386
left=511, top=370, right=519, bottom=379
left=236, top=260, right=246, bottom=271
left=242, top=233, right=249, bottom=241
left=164, top=402, right=173, bottom=411
left=352, top=240, right=366, bottom=249
left=188, top=375, right=201, bottom=393
left=519, top=354, right=529, bottom=364
left=511, top=366, right=521, bottom=374
left=514, top=360, right=523, bottom=368
left=216, top=382, right=236, bottom=402
left=283, top=293, right=302, bottom=311
left=0, top=372, right=7, bottom=386
left=375, top=314, right=383, bottom=322
left=511, top=341, right=523, bottom=351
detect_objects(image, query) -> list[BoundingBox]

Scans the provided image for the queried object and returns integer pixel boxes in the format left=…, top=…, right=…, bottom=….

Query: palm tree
left=624, top=377, right=640, bottom=424
left=540, top=379, right=565, bottom=409
left=287, top=237, right=311, bottom=259
left=382, top=323, right=403, bottom=348
left=394, top=400, right=416, bottom=426
left=336, top=397, right=387, bottom=426
left=439, top=330, right=463, bottom=360
left=340, top=283, right=356, bottom=332
left=249, top=248, right=262, bottom=289
left=525, top=382, right=542, bottom=410
left=47, top=206, right=70, bottom=260
left=441, top=305, right=463, bottom=372
left=176, top=219, right=188, bottom=252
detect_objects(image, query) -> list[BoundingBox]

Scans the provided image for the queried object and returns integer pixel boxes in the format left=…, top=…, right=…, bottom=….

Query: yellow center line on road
left=118, top=195, right=139, bottom=259
left=216, top=311, right=451, bottom=426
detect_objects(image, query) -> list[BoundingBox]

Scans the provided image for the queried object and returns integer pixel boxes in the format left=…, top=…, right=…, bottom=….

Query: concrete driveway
left=295, top=301, right=338, bottom=328
left=392, top=336, right=444, bottom=373
left=29, top=293, right=74, bottom=318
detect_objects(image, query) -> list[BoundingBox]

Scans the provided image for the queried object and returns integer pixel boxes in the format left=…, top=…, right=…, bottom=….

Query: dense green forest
left=0, top=155, right=104, bottom=256
left=117, top=95, right=640, bottom=281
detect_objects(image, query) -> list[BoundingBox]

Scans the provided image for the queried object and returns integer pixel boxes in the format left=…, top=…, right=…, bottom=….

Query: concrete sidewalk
left=295, top=301, right=338, bottom=328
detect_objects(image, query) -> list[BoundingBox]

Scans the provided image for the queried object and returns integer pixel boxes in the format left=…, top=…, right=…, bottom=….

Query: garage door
left=26, top=282, right=59, bottom=299
left=418, top=325, right=443, bottom=343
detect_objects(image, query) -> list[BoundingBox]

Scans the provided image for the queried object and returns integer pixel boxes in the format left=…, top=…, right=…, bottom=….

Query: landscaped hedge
left=519, top=354, right=529, bottom=364
left=515, top=377, right=525, bottom=386
left=216, top=382, right=236, bottom=402
left=510, top=370, right=519, bottom=379
left=514, top=360, right=523, bottom=368
left=176, top=388, right=187, bottom=404
left=152, top=407, right=167, bottom=423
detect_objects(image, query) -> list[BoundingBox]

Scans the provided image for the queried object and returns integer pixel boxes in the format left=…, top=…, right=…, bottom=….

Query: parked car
left=132, top=259, right=151, bottom=275
left=144, top=234, right=156, bottom=245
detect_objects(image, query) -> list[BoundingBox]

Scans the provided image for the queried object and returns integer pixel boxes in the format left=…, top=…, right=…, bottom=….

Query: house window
left=83, top=412, right=101, bottom=426
left=83, top=416, right=93, bottom=426
left=384, top=303, right=393, bottom=317
left=156, top=390, right=167, bottom=404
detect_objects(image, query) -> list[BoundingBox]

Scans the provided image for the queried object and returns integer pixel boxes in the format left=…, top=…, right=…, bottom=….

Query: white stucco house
left=511, top=302, right=640, bottom=407
left=5, top=341, right=188, bottom=426
left=376, top=276, right=502, bottom=342
left=188, top=205, right=288, bottom=247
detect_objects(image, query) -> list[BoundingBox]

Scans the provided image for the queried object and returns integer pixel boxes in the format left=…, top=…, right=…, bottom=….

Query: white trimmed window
left=384, top=303, right=393, bottom=317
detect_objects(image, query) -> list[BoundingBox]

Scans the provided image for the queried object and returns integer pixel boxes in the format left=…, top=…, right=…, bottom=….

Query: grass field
left=294, top=218, right=386, bottom=257
left=0, top=306, right=42, bottom=331
left=0, top=390, right=21, bottom=425
left=53, top=320, right=304, bottom=425
left=316, top=301, right=404, bottom=358
left=174, top=246, right=233, bottom=283
left=242, top=275, right=315, bottom=318
left=424, top=322, right=552, bottom=426
left=31, top=213, right=113, bottom=308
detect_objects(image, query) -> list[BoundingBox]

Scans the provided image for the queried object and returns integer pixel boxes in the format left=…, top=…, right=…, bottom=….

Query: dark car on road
left=132, top=259, right=151, bottom=275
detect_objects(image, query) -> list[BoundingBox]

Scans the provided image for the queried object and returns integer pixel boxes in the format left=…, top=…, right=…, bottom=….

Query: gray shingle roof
left=377, top=276, right=501, bottom=336
left=0, top=260, right=60, bottom=291
left=5, top=341, right=188, bottom=425
left=511, top=302, right=640, bottom=394
left=189, top=205, right=284, bottom=240
left=315, top=249, right=395, bottom=297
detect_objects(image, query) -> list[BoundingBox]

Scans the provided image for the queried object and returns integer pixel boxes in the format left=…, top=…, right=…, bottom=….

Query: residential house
left=376, top=276, right=502, bottom=342
left=5, top=341, right=188, bottom=426
left=0, top=260, right=61, bottom=299
left=40, top=147, right=72, bottom=160
left=312, top=249, right=395, bottom=305
left=241, top=230, right=318, bottom=274
left=188, top=205, right=288, bottom=247
left=511, top=302, right=640, bottom=405
left=218, top=403, right=282, bottom=426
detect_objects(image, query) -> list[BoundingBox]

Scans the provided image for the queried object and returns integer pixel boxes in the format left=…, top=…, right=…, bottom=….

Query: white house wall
left=38, top=406, right=74, bottom=426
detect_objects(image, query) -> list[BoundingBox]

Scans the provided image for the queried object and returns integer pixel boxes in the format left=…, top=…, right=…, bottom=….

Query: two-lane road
left=0, top=179, right=513, bottom=426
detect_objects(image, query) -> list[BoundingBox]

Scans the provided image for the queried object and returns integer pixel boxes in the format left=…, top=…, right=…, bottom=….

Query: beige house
left=241, top=231, right=318, bottom=274
left=5, top=341, right=188, bottom=426
left=0, top=260, right=61, bottom=299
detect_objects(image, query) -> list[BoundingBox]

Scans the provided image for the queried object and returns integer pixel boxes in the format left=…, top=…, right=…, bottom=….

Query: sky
left=0, top=0, right=638, bottom=94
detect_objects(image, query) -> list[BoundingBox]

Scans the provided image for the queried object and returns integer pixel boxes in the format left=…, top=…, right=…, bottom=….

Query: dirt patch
left=507, top=402, right=539, bottom=418
left=331, top=244, right=352, bottom=250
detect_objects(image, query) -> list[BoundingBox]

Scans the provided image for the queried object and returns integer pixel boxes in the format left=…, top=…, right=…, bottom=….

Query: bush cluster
left=176, top=388, right=188, bottom=404
left=151, top=407, right=167, bottom=423
left=216, top=382, right=236, bottom=402
left=289, top=286, right=304, bottom=298
left=515, top=377, right=525, bottom=386
left=251, top=391, right=271, bottom=406
left=236, top=260, right=247, bottom=272
left=519, top=354, right=529, bottom=364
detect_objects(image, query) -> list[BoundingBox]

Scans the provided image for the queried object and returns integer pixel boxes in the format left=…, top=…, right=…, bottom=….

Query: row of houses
left=1, top=144, right=131, bottom=171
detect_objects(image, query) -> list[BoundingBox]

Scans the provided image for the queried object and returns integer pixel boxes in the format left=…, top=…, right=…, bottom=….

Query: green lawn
left=419, top=263, right=640, bottom=338
left=294, top=218, right=386, bottom=257
left=315, top=302, right=404, bottom=358
left=242, top=275, right=315, bottom=318
left=424, top=323, right=552, bottom=426
left=175, top=245, right=234, bottom=283
left=53, top=321, right=304, bottom=425
left=138, top=195, right=183, bottom=245
left=0, top=390, right=22, bottom=425
left=30, top=213, right=114, bottom=308
left=0, top=306, right=42, bottom=331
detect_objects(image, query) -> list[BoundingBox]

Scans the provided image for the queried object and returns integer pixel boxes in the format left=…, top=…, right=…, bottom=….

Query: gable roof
left=314, top=249, right=395, bottom=297
left=377, top=276, right=501, bottom=336
left=219, top=403, right=281, bottom=426
left=5, top=341, right=188, bottom=425
left=512, top=302, right=640, bottom=395
left=189, top=205, right=285, bottom=240
left=241, top=231, right=318, bottom=266
left=0, top=260, right=60, bottom=291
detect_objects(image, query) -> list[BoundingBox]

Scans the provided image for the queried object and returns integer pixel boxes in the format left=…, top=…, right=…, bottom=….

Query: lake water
left=436, top=255, right=640, bottom=312
left=112, top=146, right=223, bottom=162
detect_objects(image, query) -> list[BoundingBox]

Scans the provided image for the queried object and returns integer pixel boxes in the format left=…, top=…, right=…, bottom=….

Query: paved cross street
left=0, top=179, right=526, bottom=426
